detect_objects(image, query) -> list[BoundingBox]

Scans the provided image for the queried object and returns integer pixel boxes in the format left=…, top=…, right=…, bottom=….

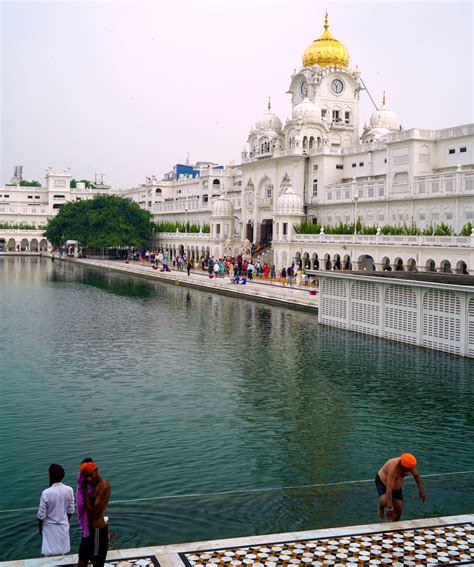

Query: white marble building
left=0, top=167, right=111, bottom=251
left=1, top=14, right=473, bottom=270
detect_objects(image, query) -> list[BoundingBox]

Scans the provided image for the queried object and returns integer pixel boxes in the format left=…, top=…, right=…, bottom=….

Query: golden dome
left=302, top=13, right=349, bottom=69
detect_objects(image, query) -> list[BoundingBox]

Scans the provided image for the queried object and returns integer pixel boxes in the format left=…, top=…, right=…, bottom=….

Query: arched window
left=280, top=174, right=290, bottom=194
left=418, top=144, right=430, bottom=163
left=444, top=207, right=454, bottom=221
left=332, top=106, right=341, bottom=123
left=309, top=136, right=315, bottom=150
left=155, top=188, right=162, bottom=194
left=393, top=172, right=408, bottom=186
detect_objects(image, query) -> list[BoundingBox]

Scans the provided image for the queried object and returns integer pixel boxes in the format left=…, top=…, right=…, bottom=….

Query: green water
left=0, top=257, right=473, bottom=561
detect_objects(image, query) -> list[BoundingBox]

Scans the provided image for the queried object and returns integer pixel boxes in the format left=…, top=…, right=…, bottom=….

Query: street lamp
left=353, top=192, right=359, bottom=236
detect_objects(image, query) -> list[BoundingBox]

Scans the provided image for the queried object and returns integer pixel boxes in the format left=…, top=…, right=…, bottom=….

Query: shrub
left=154, top=221, right=210, bottom=233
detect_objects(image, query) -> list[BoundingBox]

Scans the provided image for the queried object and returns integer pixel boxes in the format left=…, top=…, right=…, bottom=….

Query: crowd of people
left=126, top=249, right=320, bottom=286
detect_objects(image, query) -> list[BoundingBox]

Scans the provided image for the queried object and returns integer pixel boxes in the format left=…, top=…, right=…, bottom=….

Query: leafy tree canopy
left=19, top=180, right=41, bottom=187
left=44, top=195, right=154, bottom=248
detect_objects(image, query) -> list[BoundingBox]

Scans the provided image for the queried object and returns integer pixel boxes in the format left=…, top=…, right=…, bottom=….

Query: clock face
left=300, top=80, right=308, bottom=96
left=331, top=79, right=344, bottom=94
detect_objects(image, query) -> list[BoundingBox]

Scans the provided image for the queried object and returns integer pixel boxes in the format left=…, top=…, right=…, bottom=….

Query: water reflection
left=0, top=258, right=473, bottom=561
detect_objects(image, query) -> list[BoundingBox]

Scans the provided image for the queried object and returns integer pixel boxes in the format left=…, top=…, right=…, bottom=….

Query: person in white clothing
left=37, top=464, right=75, bottom=556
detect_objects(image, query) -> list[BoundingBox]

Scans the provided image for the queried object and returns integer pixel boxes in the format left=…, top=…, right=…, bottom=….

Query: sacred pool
left=0, top=257, right=473, bottom=562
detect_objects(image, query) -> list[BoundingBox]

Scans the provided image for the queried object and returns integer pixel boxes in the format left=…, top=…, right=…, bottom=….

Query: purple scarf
left=76, top=472, right=93, bottom=537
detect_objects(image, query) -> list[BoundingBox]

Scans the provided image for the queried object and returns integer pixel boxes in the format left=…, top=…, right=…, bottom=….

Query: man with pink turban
left=77, top=459, right=111, bottom=567
left=375, top=453, right=426, bottom=521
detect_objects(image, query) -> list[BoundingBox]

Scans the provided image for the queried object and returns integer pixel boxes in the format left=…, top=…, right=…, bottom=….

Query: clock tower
left=287, top=13, right=362, bottom=147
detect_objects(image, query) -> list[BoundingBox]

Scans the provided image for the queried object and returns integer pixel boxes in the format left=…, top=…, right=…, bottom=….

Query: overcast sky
left=1, top=0, right=473, bottom=188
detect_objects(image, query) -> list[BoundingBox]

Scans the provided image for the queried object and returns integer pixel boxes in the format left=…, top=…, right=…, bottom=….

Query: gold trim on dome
left=302, top=12, right=349, bottom=69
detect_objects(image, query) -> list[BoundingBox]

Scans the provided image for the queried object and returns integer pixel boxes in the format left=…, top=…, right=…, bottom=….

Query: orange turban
left=80, top=462, right=97, bottom=475
left=400, top=453, right=417, bottom=468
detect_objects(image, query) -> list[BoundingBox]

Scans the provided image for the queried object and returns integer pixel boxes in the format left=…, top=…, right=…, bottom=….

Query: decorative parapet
left=154, top=231, right=212, bottom=240
left=293, top=233, right=472, bottom=248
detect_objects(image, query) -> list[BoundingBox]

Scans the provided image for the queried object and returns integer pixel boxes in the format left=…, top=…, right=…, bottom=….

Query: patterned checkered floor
left=104, top=558, right=159, bottom=567
left=180, top=522, right=473, bottom=566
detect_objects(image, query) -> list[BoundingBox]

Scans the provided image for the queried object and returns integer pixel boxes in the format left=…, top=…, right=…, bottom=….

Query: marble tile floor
left=73, top=258, right=320, bottom=312
left=2, top=515, right=472, bottom=567
left=180, top=522, right=473, bottom=566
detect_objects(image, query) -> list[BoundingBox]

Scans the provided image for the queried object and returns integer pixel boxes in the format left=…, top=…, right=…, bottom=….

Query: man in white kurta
left=37, top=464, right=75, bottom=556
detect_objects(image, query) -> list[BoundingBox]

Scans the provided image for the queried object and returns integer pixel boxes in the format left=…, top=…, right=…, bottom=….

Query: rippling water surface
left=0, top=257, right=473, bottom=561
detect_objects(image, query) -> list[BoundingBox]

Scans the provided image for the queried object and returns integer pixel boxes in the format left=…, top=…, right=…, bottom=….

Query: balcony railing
left=293, top=233, right=472, bottom=248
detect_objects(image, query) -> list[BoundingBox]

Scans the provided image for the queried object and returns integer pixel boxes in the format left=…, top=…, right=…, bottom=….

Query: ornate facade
left=1, top=15, right=473, bottom=270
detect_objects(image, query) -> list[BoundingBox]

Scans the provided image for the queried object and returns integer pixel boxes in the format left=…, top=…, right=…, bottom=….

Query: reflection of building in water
left=1, top=14, right=472, bottom=271
left=0, top=256, right=54, bottom=282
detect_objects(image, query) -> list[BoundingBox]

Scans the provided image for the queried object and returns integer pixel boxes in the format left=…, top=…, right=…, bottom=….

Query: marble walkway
left=2, top=514, right=473, bottom=567
left=65, top=258, right=320, bottom=313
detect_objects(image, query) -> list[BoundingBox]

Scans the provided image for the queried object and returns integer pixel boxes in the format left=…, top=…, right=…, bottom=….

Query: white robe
left=37, top=482, right=75, bottom=556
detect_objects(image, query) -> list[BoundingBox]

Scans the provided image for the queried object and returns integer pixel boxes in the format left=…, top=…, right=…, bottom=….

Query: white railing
left=438, top=123, right=474, bottom=139
left=323, top=180, right=386, bottom=202
left=198, top=168, right=240, bottom=178
left=154, top=231, right=213, bottom=241
left=293, top=233, right=472, bottom=248
left=343, top=141, right=383, bottom=154
left=387, top=128, right=438, bottom=143
left=153, top=202, right=211, bottom=213
left=0, top=228, right=45, bottom=236
left=322, top=170, right=473, bottom=204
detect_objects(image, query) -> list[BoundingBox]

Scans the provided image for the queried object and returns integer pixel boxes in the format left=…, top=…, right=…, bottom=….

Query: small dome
left=364, top=127, right=391, bottom=142
left=276, top=186, right=304, bottom=215
left=370, top=94, right=400, bottom=131
left=211, top=194, right=234, bottom=217
left=303, top=13, right=349, bottom=69
left=292, top=96, right=321, bottom=121
left=256, top=99, right=282, bottom=132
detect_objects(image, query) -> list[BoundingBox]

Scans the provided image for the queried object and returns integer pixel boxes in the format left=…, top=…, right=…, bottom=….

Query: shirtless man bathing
left=376, top=453, right=426, bottom=521
left=78, top=461, right=111, bottom=567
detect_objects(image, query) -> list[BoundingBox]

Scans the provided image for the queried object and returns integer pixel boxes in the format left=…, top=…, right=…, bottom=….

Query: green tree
left=19, top=180, right=41, bottom=187
left=70, top=179, right=96, bottom=189
left=44, top=195, right=154, bottom=248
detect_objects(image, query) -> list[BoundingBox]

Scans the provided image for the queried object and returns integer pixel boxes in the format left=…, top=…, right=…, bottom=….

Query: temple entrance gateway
left=259, top=219, right=273, bottom=245
left=245, top=222, right=254, bottom=242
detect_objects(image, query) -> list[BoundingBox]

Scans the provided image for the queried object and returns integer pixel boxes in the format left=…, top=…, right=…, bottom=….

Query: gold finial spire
left=382, top=91, right=386, bottom=106
left=324, top=11, right=329, bottom=31
left=267, top=97, right=271, bottom=111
